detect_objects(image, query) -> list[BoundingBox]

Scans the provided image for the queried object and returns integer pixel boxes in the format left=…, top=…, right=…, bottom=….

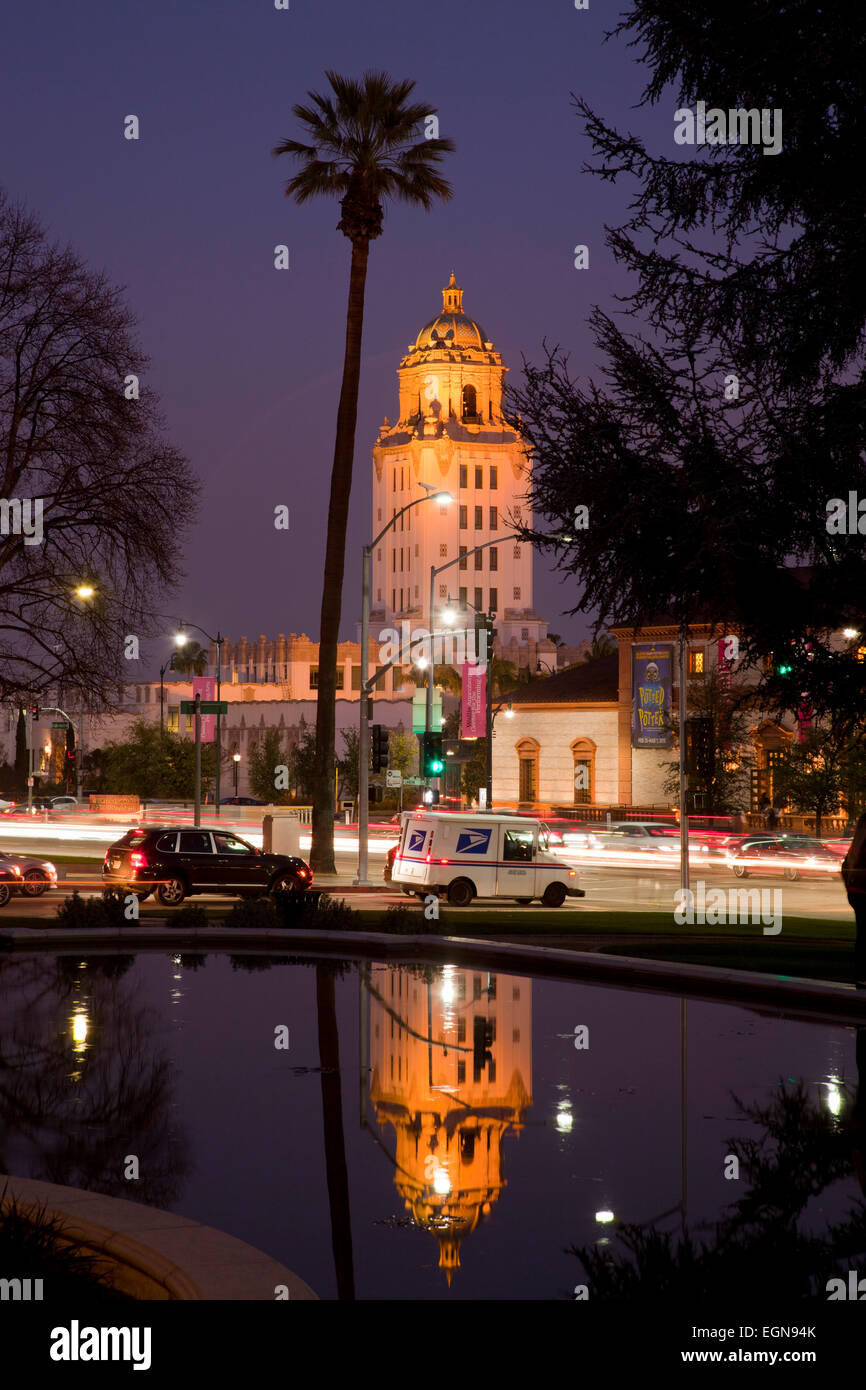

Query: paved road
left=0, top=860, right=852, bottom=925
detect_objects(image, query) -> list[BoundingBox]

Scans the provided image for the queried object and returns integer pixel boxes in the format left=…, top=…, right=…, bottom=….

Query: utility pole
left=26, top=705, right=33, bottom=812
left=679, top=632, right=690, bottom=893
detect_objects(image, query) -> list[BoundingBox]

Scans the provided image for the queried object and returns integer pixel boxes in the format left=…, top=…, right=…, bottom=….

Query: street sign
left=403, top=776, right=423, bottom=785
left=51, top=721, right=68, bottom=728
left=386, top=770, right=403, bottom=787
left=180, top=700, right=228, bottom=714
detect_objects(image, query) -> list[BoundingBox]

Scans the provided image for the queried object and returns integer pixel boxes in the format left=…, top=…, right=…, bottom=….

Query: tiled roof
left=504, top=653, right=619, bottom=705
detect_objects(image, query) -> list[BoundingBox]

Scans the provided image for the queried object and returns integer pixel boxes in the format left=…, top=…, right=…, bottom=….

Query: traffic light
left=776, top=662, right=793, bottom=676
left=421, top=731, right=444, bottom=777
left=65, top=724, right=76, bottom=790
left=30, top=704, right=40, bottom=720
left=685, top=717, right=714, bottom=776
left=371, top=724, right=391, bottom=773
left=422, top=787, right=440, bottom=806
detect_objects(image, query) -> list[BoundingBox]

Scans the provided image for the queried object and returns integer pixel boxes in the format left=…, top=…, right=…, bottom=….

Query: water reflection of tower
left=367, top=963, right=532, bottom=1284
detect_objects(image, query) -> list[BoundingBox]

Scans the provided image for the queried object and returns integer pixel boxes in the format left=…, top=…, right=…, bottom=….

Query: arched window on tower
left=462, top=384, right=478, bottom=422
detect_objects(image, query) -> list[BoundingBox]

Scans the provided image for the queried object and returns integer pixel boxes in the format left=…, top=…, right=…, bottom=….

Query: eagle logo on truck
left=407, top=829, right=428, bottom=854
left=456, top=828, right=492, bottom=855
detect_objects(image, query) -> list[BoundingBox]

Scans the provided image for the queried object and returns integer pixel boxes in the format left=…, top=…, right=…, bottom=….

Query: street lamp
left=176, top=621, right=224, bottom=814
left=233, top=749, right=241, bottom=797
left=74, top=584, right=95, bottom=601
left=355, top=485, right=453, bottom=885
left=536, top=658, right=556, bottom=674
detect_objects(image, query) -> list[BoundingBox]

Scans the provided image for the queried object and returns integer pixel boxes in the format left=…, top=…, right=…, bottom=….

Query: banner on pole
left=461, top=663, right=486, bottom=738
left=192, top=677, right=216, bottom=742
left=631, top=644, right=674, bottom=749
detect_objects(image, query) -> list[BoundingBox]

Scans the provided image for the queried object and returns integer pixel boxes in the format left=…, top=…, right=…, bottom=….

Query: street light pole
left=355, top=487, right=452, bottom=886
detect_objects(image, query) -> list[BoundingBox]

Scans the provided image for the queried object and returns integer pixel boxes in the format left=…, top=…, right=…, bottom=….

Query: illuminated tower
left=369, top=273, right=548, bottom=654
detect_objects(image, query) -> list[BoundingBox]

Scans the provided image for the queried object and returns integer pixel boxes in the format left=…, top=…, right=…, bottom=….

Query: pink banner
left=461, top=663, right=486, bottom=738
left=797, top=697, right=813, bottom=744
left=192, top=676, right=216, bottom=742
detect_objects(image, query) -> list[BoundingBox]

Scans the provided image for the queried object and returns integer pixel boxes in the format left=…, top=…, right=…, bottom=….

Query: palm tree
left=273, top=71, right=454, bottom=873
left=172, top=641, right=208, bottom=678
left=583, top=634, right=616, bottom=663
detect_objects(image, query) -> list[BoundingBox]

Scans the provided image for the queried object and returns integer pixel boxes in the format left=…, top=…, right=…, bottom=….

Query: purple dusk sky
left=3, top=0, right=675, bottom=670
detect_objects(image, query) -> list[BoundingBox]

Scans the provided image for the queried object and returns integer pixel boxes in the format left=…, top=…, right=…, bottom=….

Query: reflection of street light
left=595, top=1208, right=615, bottom=1224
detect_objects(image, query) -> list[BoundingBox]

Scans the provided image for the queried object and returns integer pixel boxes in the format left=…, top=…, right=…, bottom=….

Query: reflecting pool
left=1, top=951, right=864, bottom=1300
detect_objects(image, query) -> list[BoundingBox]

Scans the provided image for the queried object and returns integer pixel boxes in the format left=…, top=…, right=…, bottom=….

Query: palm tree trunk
left=311, top=238, right=370, bottom=873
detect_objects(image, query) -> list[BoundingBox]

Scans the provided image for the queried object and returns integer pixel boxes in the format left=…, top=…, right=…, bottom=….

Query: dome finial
left=442, top=271, right=463, bottom=314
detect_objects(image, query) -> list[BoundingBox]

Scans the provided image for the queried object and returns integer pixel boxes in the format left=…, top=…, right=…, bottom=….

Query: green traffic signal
left=777, top=663, right=792, bottom=675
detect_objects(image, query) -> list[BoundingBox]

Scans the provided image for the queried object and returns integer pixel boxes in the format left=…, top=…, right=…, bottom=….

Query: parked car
left=725, top=835, right=841, bottom=880
left=0, top=848, right=57, bottom=896
left=220, top=796, right=266, bottom=806
left=0, top=864, right=21, bottom=906
left=102, top=826, right=313, bottom=906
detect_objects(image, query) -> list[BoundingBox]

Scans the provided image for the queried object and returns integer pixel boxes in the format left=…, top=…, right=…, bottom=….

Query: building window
left=460, top=464, right=467, bottom=488
left=457, top=1016, right=466, bottom=1042
left=489, top=546, right=498, bottom=571
left=457, top=1060, right=466, bottom=1084
left=489, top=587, right=498, bottom=614
left=474, top=506, right=483, bottom=529
left=439, top=543, right=448, bottom=557
left=168, top=709, right=179, bottom=733
left=475, top=465, right=483, bottom=489
left=310, top=666, right=318, bottom=689
left=352, top=666, right=361, bottom=691
left=377, top=589, right=382, bottom=601
left=512, top=1028, right=520, bottom=1043
left=513, top=544, right=521, bottom=559
left=475, top=586, right=483, bottom=612
left=474, top=548, right=483, bottom=570
left=459, top=545, right=468, bottom=570
left=439, top=583, right=447, bottom=598
left=490, top=507, right=498, bottom=530
left=688, top=648, right=705, bottom=674
left=490, top=466, right=498, bottom=489
left=377, top=508, right=382, bottom=521
left=571, top=737, right=596, bottom=805
left=462, top=384, right=477, bottom=420
left=377, top=548, right=382, bottom=561
left=392, top=589, right=396, bottom=610
left=335, top=669, right=344, bottom=691
left=414, top=585, right=419, bottom=598
left=513, top=587, right=521, bottom=600
left=400, top=467, right=404, bottom=490
left=459, top=505, right=467, bottom=530
left=392, top=551, right=396, bottom=572
left=400, top=588, right=404, bottom=610
left=517, top=738, right=539, bottom=803
left=392, top=469, right=396, bottom=490
left=459, top=587, right=467, bottom=606
left=521, top=627, right=529, bottom=640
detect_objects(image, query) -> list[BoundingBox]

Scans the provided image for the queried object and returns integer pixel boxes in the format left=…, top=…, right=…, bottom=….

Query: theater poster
left=632, top=644, right=674, bottom=749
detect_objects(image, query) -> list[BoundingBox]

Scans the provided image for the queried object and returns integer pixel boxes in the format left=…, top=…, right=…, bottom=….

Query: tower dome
left=413, top=272, right=493, bottom=353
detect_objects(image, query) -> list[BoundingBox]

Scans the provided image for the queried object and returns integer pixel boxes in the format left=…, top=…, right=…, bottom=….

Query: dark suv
left=102, top=826, right=312, bottom=907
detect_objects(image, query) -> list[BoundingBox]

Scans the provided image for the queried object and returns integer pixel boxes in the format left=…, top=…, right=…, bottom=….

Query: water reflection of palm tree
left=316, top=964, right=355, bottom=1299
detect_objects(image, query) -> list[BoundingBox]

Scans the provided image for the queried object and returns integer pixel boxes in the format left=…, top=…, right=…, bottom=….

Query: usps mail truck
left=391, top=811, right=586, bottom=907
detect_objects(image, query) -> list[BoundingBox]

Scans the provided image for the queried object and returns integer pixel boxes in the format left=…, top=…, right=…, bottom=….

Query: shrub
left=55, top=890, right=129, bottom=931
left=225, top=896, right=279, bottom=931
left=381, top=905, right=425, bottom=934
left=0, top=1187, right=132, bottom=1302
left=167, top=903, right=210, bottom=931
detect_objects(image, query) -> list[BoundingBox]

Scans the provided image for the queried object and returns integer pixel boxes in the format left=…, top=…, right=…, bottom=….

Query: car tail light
left=297, top=867, right=309, bottom=878
left=129, top=852, right=149, bottom=869
left=568, top=870, right=576, bottom=877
